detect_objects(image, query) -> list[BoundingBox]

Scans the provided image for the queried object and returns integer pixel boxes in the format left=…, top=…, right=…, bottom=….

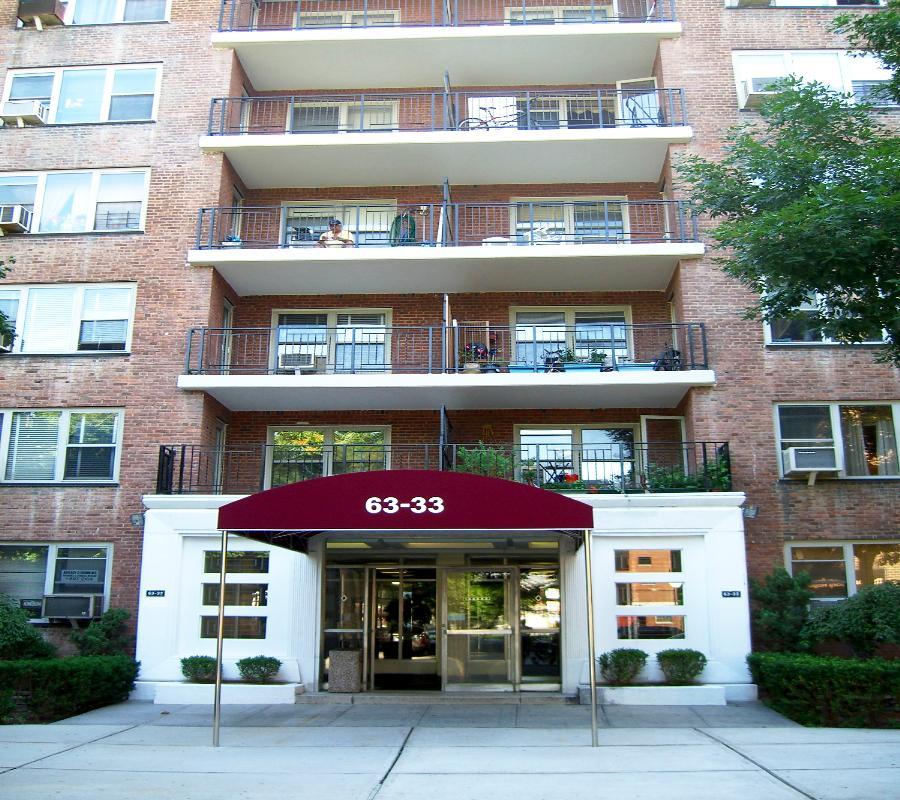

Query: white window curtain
left=39, top=173, right=93, bottom=233
left=22, top=287, right=77, bottom=353
left=56, top=69, right=106, bottom=124
left=840, top=406, right=899, bottom=477
left=73, top=0, right=120, bottom=24
left=5, top=412, right=61, bottom=481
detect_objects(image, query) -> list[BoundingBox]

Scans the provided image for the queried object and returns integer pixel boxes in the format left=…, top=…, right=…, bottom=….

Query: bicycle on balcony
left=457, top=105, right=550, bottom=131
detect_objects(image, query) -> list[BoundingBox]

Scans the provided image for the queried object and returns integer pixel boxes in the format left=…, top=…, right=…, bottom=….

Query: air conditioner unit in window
left=782, top=447, right=842, bottom=478
left=738, top=77, right=782, bottom=110
left=17, top=0, right=66, bottom=28
left=278, top=352, right=315, bottom=373
left=734, top=0, right=773, bottom=7
left=1, top=100, right=49, bottom=127
left=41, top=594, right=104, bottom=619
left=0, top=205, right=33, bottom=234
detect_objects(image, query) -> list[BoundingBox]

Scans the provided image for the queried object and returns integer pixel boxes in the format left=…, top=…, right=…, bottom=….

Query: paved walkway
left=1, top=701, right=898, bottom=800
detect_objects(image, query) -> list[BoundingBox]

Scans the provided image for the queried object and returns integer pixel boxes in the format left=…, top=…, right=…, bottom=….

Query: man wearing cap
left=317, top=218, right=355, bottom=248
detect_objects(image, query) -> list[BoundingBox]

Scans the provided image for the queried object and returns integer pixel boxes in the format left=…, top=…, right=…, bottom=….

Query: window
left=288, top=101, right=398, bottom=133
left=200, top=616, right=267, bottom=639
left=202, top=584, right=268, bottom=606
left=0, top=544, right=110, bottom=618
left=518, top=425, right=637, bottom=489
left=506, top=4, right=615, bottom=23
left=0, top=284, right=135, bottom=354
left=615, top=550, right=683, bottom=572
left=62, top=0, right=169, bottom=25
left=732, top=50, right=893, bottom=108
left=776, top=403, right=899, bottom=478
left=512, top=307, right=631, bottom=364
left=0, top=170, right=148, bottom=233
left=293, top=9, right=400, bottom=27
left=511, top=198, right=628, bottom=244
left=614, top=546, right=685, bottom=639
left=788, top=541, right=900, bottom=601
left=4, top=66, right=160, bottom=124
left=204, top=550, right=269, bottom=574
left=1, top=409, right=123, bottom=483
left=283, top=201, right=395, bottom=247
left=766, top=293, right=885, bottom=344
left=273, top=308, right=390, bottom=374
left=267, top=427, right=389, bottom=488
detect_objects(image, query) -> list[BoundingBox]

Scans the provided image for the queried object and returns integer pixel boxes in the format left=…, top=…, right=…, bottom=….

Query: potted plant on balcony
left=460, top=341, right=499, bottom=373
left=454, top=442, right=513, bottom=479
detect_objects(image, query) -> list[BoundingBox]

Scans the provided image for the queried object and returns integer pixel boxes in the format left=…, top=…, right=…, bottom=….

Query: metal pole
left=583, top=528, right=598, bottom=747
left=212, top=529, right=228, bottom=747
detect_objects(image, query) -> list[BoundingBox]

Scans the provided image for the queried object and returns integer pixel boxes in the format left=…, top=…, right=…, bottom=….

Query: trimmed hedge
left=0, top=656, right=139, bottom=724
left=748, top=652, right=900, bottom=728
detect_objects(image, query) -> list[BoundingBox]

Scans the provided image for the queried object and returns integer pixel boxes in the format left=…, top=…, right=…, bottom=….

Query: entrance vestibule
left=322, top=548, right=562, bottom=692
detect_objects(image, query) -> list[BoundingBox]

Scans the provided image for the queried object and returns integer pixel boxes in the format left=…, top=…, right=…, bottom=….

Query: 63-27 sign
left=365, top=496, right=445, bottom=515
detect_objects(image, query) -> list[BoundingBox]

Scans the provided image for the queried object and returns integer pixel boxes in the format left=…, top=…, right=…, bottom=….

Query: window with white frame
left=0, top=409, right=123, bottom=483
left=732, top=50, right=895, bottom=108
left=0, top=543, right=111, bottom=618
left=776, top=403, right=899, bottom=478
left=787, top=541, right=900, bottom=602
left=288, top=101, right=398, bottom=133
left=0, top=284, right=136, bottom=354
left=266, top=426, right=390, bottom=488
left=3, top=65, right=161, bottom=125
left=200, top=549, right=268, bottom=639
left=0, top=170, right=148, bottom=233
left=283, top=201, right=395, bottom=247
left=292, top=9, right=399, bottom=26
left=518, top=425, right=638, bottom=488
left=766, top=294, right=886, bottom=345
left=60, top=0, right=169, bottom=25
left=512, top=307, right=631, bottom=364
left=273, top=309, right=390, bottom=374
left=511, top=198, right=628, bottom=244
left=505, top=4, right=616, bottom=23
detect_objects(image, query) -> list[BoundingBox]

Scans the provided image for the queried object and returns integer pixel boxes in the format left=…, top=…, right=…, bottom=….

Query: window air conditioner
left=782, top=446, right=842, bottom=478
left=0, top=205, right=33, bottom=233
left=734, top=0, right=773, bottom=7
left=1, top=100, right=49, bottom=126
left=41, top=594, right=104, bottom=619
left=17, top=0, right=66, bottom=28
left=738, top=77, right=781, bottom=110
left=278, top=352, right=315, bottom=372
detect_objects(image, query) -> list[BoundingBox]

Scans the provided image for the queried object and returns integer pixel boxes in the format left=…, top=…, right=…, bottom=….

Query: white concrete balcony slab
left=177, top=369, right=715, bottom=411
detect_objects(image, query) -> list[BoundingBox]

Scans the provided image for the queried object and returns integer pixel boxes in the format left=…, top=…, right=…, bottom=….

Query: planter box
left=147, top=681, right=305, bottom=705
left=579, top=684, right=727, bottom=706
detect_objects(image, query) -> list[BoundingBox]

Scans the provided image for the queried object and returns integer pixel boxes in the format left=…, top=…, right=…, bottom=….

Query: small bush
left=0, top=655, right=139, bottom=723
left=0, top=594, right=56, bottom=660
left=656, top=649, right=707, bottom=685
left=236, top=655, right=282, bottom=683
left=454, top=442, right=513, bottom=478
left=750, top=568, right=814, bottom=652
left=71, top=609, right=133, bottom=656
left=804, top=582, right=900, bottom=659
left=180, top=655, right=218, bottom=683
left=748, top=652, right=900, bottom=727
left=596, top=648, right=648, bottom=686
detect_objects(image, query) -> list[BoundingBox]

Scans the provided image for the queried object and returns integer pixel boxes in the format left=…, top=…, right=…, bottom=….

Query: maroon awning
left=217, top=470, right=594, bottom=539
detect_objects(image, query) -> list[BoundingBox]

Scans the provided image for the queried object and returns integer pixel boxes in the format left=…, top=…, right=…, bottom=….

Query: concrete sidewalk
left=1, top=701, right=898, bottom=800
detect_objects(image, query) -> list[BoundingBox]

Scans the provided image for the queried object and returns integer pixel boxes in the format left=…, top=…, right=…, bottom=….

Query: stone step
left=296, top=691, right=575, bottom=705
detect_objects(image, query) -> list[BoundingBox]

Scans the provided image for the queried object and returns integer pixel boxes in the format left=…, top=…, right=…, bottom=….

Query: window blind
left=5, top=411, right=61, bottom=481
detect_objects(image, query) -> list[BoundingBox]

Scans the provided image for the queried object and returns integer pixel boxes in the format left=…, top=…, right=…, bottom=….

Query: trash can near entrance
left=328, top=649, right=362, bottom=692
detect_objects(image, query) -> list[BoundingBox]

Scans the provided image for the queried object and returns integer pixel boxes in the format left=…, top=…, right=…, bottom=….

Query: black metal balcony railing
left=196, top=200, right=699, bottom=250
left=184, top=322, right=708, bottom=375
left=207, top=88, right=688, bottom=136
left=157, top=440, right=730, bottom=495
left=218, top=0, right=677, bottom=32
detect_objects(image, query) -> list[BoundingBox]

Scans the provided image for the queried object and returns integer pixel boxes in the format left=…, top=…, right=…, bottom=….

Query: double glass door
left=321, top=564, right=560, bottom=692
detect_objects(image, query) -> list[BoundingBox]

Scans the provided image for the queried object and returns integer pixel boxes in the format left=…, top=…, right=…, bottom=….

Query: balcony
left=176, top=322, right=714, bottom=410
left=201, top=89, right=691, bottom=186
left=213, top=0, right=682, bottom=89
left=156, top=439, right=731, bottom=495
left=189, top=200, right=703, bottom=294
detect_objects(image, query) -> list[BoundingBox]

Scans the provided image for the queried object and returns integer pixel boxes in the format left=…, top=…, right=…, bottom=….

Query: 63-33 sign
left=365, top=496, right=445, bottom=515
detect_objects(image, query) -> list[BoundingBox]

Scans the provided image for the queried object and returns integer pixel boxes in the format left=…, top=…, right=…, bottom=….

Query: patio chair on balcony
left=652, top=346, right=682, bottom=371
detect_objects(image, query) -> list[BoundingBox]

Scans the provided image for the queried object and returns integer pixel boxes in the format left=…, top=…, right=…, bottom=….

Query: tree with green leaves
left=0, top=256, right=14, bottom=345
left=677, top=80, right=900, bottom=365
left=835, top=0, right=900, bottom=106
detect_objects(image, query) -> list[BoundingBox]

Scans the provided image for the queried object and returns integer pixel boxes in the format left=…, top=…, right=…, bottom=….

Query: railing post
left=197, top=328, right=207, bottom=374
left=679, top=88, right=687, bottom=126
left=676, top=201, right=687, bottom=242
left=350, top=326, right=357, bottom=373
left=259, top=442, right=268, bottom=491
left=453, top=324, right=460, bottom=372
left=177, top=445, right=187, bottom=494
left=218, top=0, right=226, bottom=32
left=185, top=329, right=195, bottom=374
left=358, top=94, right=365, bottom=133
left=700, top=441, right=710, bottom=490
left=287, top=95, right=295, bottom=134
left=619, top=445, right=626, bottom=493
left=428, top=326, right=434, bottom=374
left=295, top=0, right=301, bottom=30
left=363, top=0, right=368, bottom=26
left=196, top=209, right=206, bottom=249
left=699, top=323, right=708, bottom=369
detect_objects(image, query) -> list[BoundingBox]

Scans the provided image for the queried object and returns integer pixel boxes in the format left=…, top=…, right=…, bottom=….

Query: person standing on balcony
left=317, top=218, right=355, bottom=248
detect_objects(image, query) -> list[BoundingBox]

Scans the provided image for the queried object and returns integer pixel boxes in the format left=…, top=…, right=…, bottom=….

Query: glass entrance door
left=442, top=569, right=515, bottom=690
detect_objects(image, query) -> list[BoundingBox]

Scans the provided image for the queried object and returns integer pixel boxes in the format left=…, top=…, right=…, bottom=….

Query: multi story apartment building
left=0, top=0, right=896, bottom=697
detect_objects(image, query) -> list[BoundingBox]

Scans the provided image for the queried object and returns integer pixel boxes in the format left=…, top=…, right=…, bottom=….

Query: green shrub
left=0, top=656, right=139, bottom=724
left=0, top=593, right=56, bottom=660
left=748, top=652, right=900, bottom=727
left=750, top=568, right=814, bottom=652
left=596, top=648, right=648, bottom=686
left=454, top=442, right=513, bottom=478
left=180, top=655, right=218, bottom=683
left=236, top=655, right=282, bottom=683
left=804, top=582, right=900, bottom=659
left=71, top=609, right=133, bottom=656
left=656, top=649, right=707, bottom=685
